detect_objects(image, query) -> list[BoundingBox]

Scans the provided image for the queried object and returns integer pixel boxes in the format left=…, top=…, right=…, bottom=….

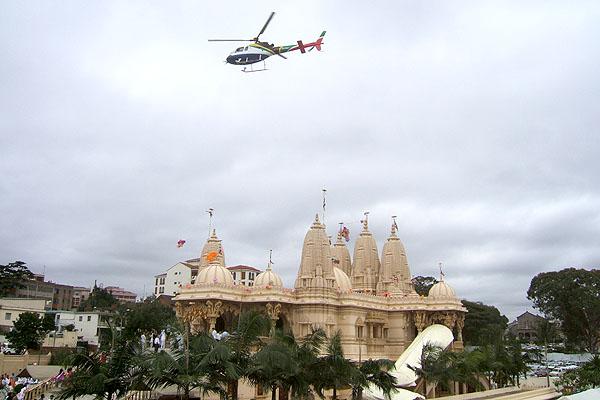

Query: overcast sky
left=2, top=1, right=599, bottom=321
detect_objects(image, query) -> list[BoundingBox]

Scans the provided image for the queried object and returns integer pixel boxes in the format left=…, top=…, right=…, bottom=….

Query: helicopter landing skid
left=242, top=61, right=268, bottom=73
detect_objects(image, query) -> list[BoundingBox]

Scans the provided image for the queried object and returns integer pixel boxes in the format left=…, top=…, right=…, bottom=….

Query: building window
left=79, top=316, right=83, bottom=322
left=356, top=326, right=364, bottom=338
left=155, top=278, right=159, bottom=285
left=4, top=312, right=11, bottom=320
left=249, top=273, right=254, bottom=279
left=87, top=316, right=92, bottom=322
left=154, top=288, right=158, bottom=294
left=241, top=272, right=246, bottom=280
left=232, top=272, right=236, bottom=280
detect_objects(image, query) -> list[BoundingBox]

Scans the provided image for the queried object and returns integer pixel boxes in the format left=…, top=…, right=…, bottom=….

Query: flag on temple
left=207, top=251, right=218, bottom=262
left=177, top=240, right=186, bottom=248
left=341, top=226, right=350, bottom=242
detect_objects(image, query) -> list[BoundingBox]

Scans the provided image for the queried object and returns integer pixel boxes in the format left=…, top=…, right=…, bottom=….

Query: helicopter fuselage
left=226, top=43, right=275, bottom=65
left=226, top=43, right=277, bottom=65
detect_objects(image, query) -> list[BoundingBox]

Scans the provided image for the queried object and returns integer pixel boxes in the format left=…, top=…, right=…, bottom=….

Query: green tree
left=350, top=358, right=397, bottom=400
left=223, top=311, right=271, bottom=400
left=527, top=268, right=600, bottom=353
left=122, top=298, right=176, bottom=339
left=0, top=261, right=33, bottom=297
left=79, top=285, right=119, bottom=311
left=461, top=300, right=508, bottom=346
left=144, top=334, right=232, bottom=400
left=555, top=355, right=600, bottom=394
left=58, top=339, right=146, bottom=400
left=412, top=276, right=438, bottom=296
left=313, top=331, right=355, bottom=400
left=6, top=312, right=54, bottom=353
left=248, top=338, right=298, bottom=400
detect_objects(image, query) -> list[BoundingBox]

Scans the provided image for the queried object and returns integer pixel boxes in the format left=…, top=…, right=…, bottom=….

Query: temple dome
left=333, top=267, right=352, bottom=292
left=199, top=229, right=225, bottom=268
left=195, top=260, right=233, bottom=286
left=351, top=217, right=380, bottom=293
left=254, top=262, right=283, bottom=288
left=377, top=221, right=414, bottom=295
left=331, top=231, right=352, bottom=276
left=294, top=214, right=336, bottom=289
left=428, top=279, right=457, bottom=300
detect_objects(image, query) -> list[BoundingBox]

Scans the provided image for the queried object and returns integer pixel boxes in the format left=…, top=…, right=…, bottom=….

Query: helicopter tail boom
left=295, top=31, right=326, bottom=53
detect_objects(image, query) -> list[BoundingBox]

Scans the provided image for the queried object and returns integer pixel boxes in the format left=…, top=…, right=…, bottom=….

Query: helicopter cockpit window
left=244, top=46, right=248, bottom=51
left=235, top=47, right=244, bottom=52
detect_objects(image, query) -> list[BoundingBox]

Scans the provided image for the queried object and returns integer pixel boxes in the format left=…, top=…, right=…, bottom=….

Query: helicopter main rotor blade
left=255, top=11, right=275, bottom=41
left=208, top=39, right=254, bottom=42
left=276, top=53, right=287, bottom=59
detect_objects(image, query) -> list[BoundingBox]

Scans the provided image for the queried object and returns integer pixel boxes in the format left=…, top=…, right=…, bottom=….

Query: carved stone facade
left=175, top=215, right=466, bottom=361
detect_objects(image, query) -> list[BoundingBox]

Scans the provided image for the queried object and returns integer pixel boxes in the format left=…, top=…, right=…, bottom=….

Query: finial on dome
left=206, top=208, right=214, bottom=238
left=390, top=215, right=398, bottom=237
left=315, top=213, right=320, bottom=224
left=266, top=249, right=273, bottom=271
left=211, top=229, right=217, bottom=238
left=362, top=211, right=370, bottom=231
left=438, top=262, right=445, bottom=281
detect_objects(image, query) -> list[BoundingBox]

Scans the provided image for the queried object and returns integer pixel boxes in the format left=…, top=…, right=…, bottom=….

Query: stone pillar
left=266, top=303, right=282, bottom=331
left=455, top=313, right=465, bottom=342
left=414, top=311, right=428, bottom=333
left=205, top=300, right=223, bottom=332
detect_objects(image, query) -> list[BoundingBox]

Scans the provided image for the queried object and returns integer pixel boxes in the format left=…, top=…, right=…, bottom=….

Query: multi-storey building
left=72, top=286, right=91, bottom=309
left=12, top=274, right=74, bottom=310
left=153, top=240, right=261, bottom=297
left=105, top=286, right=137, bottom=303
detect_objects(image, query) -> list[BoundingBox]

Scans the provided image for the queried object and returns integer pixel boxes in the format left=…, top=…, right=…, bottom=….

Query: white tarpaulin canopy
left=362, top=324, right=454, bottom=400
left=559, top=388, right=600, bottom=400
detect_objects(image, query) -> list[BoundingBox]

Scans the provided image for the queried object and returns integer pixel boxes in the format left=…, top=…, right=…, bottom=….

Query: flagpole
left=206, top=208, right=214, bottom=238
left=322, top=188, right=327, bottom=226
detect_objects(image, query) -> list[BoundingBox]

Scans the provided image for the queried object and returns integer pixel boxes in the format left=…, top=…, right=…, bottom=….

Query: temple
left=174, top=214, right=466, bottom=361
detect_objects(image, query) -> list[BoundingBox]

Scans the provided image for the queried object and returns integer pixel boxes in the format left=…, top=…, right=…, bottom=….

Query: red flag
left=341, top=226, right=350, bottom=242
left=177, top=240, right=186, bottom=248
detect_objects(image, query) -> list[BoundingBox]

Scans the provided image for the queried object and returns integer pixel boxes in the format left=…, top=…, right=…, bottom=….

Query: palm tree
left=143, top=333, right=233, bottom=400
left=313, top=331, right=355, bottom=399
left=223, top=311, right=271, bottom=400
left=248, top=339, right=298, bottom=400
left=289, top=328, right=326, bottom=399
left=57, top=338, right=145, bottom=400
left=409, top=343, right=461, bottom=398
left=350, top=358, right=397, bottom=400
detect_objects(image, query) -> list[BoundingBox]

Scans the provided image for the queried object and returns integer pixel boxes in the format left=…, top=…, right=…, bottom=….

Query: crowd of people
left=140, top=330, right=167, bottom=353
left=0, top=373, right=39, bottom=400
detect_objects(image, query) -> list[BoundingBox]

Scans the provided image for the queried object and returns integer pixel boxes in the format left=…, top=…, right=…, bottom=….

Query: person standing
left=153, top=336, right=160, bottom=352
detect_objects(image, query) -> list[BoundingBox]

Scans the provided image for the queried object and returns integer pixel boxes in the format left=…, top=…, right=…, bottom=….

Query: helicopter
left=208, top=12, right=326, bottom=72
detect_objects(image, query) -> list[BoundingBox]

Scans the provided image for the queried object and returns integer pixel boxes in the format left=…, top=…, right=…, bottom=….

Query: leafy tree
left=122, top=298, right=176, bottom=339
left=248, top=337, right=298, bottom=400
left=0, top=261, right=33, bottom=297
left=223, top=311, right=270, bottom=400
left=409, top=343, right=458, bottom=397
left=412, top=276, right=438, bottom=296
left=6, top=312, right=54, bottom=353
left=58, top=339, right=146, bottom=400
left=461, top=300, right=508, bottom=346
left=144, top=334, right=232, bottom=400
left=79, top=285, right=119, bottom=311
left=555, top=355, right=600, bottom=394
left=527, top=268, right=600, bottom=353
left=350, top=358, right=397, bottom=400
left=313, top=331, right=355, bottom=399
